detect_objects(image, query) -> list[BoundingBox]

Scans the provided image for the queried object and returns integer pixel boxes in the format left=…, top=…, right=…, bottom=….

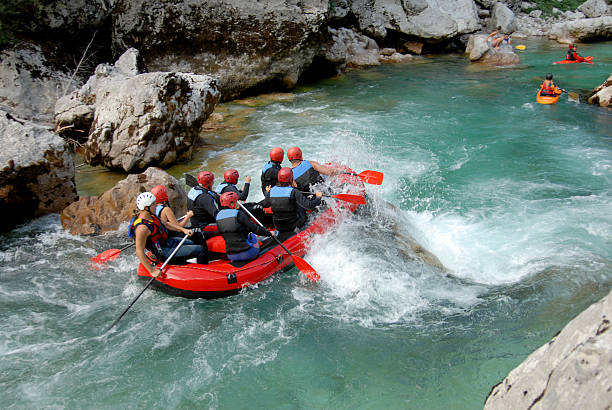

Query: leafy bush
left=527, top=0, right=584, bottom=16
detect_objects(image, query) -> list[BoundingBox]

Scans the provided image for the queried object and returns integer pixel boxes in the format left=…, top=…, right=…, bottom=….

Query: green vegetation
left=0, top=0, right=46, bottom=47
left=526, top=0, right=584, bottom=16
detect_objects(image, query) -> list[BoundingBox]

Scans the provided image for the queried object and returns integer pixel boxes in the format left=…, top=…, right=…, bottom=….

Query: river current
left=2, top=39, right=611, bottom=408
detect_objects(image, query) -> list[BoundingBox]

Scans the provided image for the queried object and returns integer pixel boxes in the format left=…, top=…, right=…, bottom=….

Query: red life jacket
left=128, top=214, right=168, bottom=255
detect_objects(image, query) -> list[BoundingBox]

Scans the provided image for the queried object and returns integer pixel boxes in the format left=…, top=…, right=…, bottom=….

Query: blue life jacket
left=215, top=182, right=231, bottom=195
left=216, top=208, right=252, bottom=254
left=261, top=161, right=281, bottom=195
left=291, top=160, right=322, bottom=192
left=269, top=186, right=299, bottom=232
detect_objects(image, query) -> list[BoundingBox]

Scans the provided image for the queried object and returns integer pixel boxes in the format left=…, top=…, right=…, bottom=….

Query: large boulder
left=0, top=44, right=72, bottom=123
left=350, top=0, right=481, bottom=42
left=465, top=34, right=520, bottom=65
left=111, top=0, right=329, bottom=100
left=484, top=288, right=612, bottom=409
left=588, top=73, right=612, bottom=108
left=0, top=109, right=77, bottom=231
left=55, top=48, right=221, bottom=172
left=577, top=0, right=610, bottom=18
left=60, top=167, right=188, bottom=235
left=491, top=2, right=517, bottom=33
left=323, top=27, right=381, bottom=68
left=549, top=16, right=612, bottom=43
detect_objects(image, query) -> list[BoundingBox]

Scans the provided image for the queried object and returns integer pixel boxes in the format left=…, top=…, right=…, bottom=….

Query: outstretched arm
left=310, top=160, right=339, bottom=176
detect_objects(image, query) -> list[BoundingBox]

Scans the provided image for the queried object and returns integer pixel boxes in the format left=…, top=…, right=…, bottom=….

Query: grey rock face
left=484, top=288, right=612, bottom=409
left=0, top=109, right=77, bottom=231
left=491, top=2, right=517, bottom=33
left=549, top=16, right=612, bottom=42
left=55, top=48, right=220, bottom=172
left=111, top=0, right=329, bottom=100
left=0, top=44, right=72, bottom=124
left=465, top=34, right=520, bottom=65
left=577, top=0, right=609, bottom=18
left=324, top=28, right=381, bottom=68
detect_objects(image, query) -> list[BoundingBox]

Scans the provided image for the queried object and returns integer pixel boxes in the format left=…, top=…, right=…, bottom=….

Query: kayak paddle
left=106, top=234, right=190, bottom=333
left=300, top=191, right=366, bottom=205
left=515, top=45, right=526, bottom=50
left=237, top=202, right=320, bottom=282
left=343, top=170, right=383, bottom=185
left=563, top=90, right=579, bottom=102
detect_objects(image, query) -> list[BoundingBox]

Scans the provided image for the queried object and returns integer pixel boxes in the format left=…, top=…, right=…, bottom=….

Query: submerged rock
left=55, top=48, right=221, bottom=172
left=60, top=167, right=187, bottom=236
left=484, top=288, right=612, bottom=409
left=587, top=73, right=612, bottom=108
left=0, top=109, right=77, bottom=231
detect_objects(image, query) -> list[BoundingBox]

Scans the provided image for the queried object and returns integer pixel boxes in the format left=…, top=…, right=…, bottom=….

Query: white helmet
left=136, top=192, right=156, bottom=210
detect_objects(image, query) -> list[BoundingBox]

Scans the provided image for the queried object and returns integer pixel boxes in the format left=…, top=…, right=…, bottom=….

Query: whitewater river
left=2, top=39, right=611, bottom=408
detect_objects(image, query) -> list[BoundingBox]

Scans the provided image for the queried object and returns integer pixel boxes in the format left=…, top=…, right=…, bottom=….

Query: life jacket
left=268, top=185, right=300, bottom=232
left=155, top=203, right=166, bottom=218
left=540, top=80, right=557, bottom=96
left=215, top=209, right=251, bottom=254
left=261, top=161, right=281, bottom=194
left=215, top=182, right=232, bottom=195
left=566, top=50, right=577, bottom=61
left=187, top=186, right=219, bottom=226
left=128, top=213, right=168, bottom=256
left=292, top=160, right=323, bottom=192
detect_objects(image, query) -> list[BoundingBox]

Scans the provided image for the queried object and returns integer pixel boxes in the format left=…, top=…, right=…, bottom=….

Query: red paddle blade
left=331, top=194, right=366, bottom=205
left=91, top=248, right=121, bottom=264
left=358, top=170, right=383, bottom=185
left=292, top=255, right=320, bottom=282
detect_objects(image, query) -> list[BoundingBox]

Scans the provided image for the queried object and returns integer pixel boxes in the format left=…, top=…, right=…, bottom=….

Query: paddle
left=515, top=45, right=526, bottom=50
left=91, top=215, right=187, bottom=265
left=106, top=234, right=190, bottom=332
left=300, top=191, right=366, bottom=205
left=563, top=90, right=579, bottom=102
left=237, top=202, right=320, bottom=282
left=342, top=170, right=383, bottom=185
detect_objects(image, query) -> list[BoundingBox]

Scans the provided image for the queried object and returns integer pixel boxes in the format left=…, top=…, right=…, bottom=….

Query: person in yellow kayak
left=539, top=73, right=565, bottom=97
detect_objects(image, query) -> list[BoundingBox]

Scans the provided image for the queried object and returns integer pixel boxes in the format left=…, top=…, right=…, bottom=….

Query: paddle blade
left=515, top=45, right=526, bottom=50
left=331, top=193, right=367, bottom=205
left=292, top=255, right=320, bottom=282
left=567, top=91, right=579, bottom=101
left=358, top=170, right=384, bottom=185
left=91, top=248, right=121, bottom=264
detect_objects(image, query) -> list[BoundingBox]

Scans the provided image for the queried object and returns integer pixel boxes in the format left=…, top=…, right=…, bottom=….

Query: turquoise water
left=2, top=39, right=611, bottom=408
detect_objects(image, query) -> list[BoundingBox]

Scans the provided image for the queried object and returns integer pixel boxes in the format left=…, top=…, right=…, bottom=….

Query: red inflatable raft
left=137, top=169, right=366, bottom=298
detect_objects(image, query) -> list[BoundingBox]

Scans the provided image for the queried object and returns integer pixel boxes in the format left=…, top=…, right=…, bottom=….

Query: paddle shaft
left=237, top=202, right=294, bottom=257
left=106, top=234, right=190, bottom=332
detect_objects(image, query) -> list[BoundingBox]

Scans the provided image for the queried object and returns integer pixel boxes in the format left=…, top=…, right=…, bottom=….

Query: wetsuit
left=291, top=160, right=324, bottom=192
left=262, top=185, right=321, bottom=238
left=261, top=161, right=282, bottom=196
left=215, top=181, right=250, bottom=201
left=216, top=208, right=271, bottom=261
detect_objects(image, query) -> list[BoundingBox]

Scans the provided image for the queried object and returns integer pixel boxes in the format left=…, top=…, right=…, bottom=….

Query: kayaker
left=261, top=147, right=284, bottom=196
left=566, top=44, right=585, bottom=62
left=130, top=192, right=208, bottom=277
left=262, top=167, right=323, bottom=240
left=287, top=146, right=338, bottom=192
left=151, top=184, right=193, bottom=237
left=539, top=73, right=565, bottom=97
left=215, top=168, right=251, bottom=201
left=216, top=192, right=272, bottom=262
left=187, top=171, right=220, bottom=228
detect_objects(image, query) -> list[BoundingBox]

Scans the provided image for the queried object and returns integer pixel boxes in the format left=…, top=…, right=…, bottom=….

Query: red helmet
left=223, top=168, right=239, bottom=184
left=220, top=191, right=239, bottom=208
left=269, top=147, right=284, bottom=162
left=277, top=167, right=293, bottom=183
left=197, top=171, right=214, bottom=189
left=287, top=146, right=303, bottom=161
left=150, top=185, right=168, bottom=203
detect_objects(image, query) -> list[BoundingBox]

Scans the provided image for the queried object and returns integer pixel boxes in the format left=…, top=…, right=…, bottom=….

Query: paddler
left=215, top=168, right=251, bottom=201
left=130, top=192, right=208, bottom=277
left=539, top=73, right=565, bottom=97
left=566, top=44, right=585, bottom=62
left=187, top=171, right=220, bottom=228
left=151, top=184, right=194, bottom=237
left=216, top=192, right=272, bottom=262
left=261, top=147, right=284, bottom=196
left=287, top=146, right=339, bottom=192
left=262, top=167, right=322, bottom=240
